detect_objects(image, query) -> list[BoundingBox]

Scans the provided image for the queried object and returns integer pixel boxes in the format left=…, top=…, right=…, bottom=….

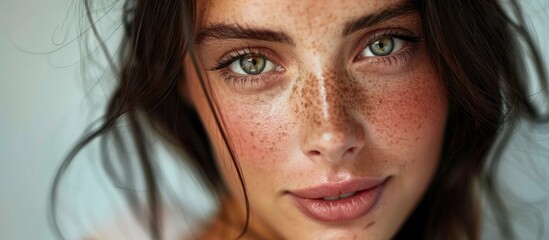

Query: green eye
left=239, top=55, right=266, bottom=75
left=229, top=54, right=276, bottom=75
left=368, top=37, right=394, bottom=56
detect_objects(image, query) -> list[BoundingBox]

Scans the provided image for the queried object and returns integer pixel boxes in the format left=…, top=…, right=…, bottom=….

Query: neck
left=199, top=194, right=280, bottom=240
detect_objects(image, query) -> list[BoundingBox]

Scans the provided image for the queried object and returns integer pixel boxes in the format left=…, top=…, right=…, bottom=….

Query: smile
left=288, top=177, right=389, bottom=222
left=322, top=191, right=357, bottom=201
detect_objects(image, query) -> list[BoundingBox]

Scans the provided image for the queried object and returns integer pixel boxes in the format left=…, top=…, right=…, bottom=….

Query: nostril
left=309, top=150, right=321, bottom=157
left=342, top=146, right=359, bottom=159
left=300, top=119, right=366, bottom=164
left=347, top=147, right=356, bottom=155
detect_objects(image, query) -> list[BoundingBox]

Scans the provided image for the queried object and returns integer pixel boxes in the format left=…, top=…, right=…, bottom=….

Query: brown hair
left=50, top=0, right=548, bottom=239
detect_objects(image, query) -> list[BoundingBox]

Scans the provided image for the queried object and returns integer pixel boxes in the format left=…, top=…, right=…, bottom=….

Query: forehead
left=199, top=0, right=409, bottom=33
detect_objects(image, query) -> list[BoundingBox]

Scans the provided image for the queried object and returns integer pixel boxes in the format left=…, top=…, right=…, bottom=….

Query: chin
left=278, top=212, right=397, bottom=240
left=300, top=225, right=389, bottom=240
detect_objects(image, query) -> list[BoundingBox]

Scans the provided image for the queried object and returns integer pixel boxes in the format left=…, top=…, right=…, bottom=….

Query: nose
left=295, top=71, right=365, bottom=165
left=302, top=125, right=364, bottom=164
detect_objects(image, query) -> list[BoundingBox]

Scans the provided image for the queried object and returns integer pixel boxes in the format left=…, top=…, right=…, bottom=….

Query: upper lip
left=288, top=177, right=388, bottom=199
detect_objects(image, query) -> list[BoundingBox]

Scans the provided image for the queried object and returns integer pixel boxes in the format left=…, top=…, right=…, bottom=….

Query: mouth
left=288, top=177, right=389, bottom=222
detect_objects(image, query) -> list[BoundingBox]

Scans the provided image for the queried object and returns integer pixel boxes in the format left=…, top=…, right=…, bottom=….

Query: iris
left=369, top=37, right=394, bottom=56
left=239, top=55, right=266, bottom=75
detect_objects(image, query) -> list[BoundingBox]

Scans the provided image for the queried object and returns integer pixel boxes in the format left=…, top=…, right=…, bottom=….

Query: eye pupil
left=369, top=37, right=394, bottom=56
left=240, top=55, right=266, bottom=75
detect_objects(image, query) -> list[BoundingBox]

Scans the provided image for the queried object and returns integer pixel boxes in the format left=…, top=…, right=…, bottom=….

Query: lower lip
left=291, top=182, right=386, bottom=222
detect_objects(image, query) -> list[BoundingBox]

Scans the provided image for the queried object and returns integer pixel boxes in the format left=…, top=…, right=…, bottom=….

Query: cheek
left=374, top=83, right=445, bottom=146
left=345, top=68, right=448, bottom=186
left=354, top=73, right=447, bottom=230
left=220, top=95, right=293, bottom=173
left=354, top=72, right=448, bottom=150
left=368, top=75, right=448, bottom=206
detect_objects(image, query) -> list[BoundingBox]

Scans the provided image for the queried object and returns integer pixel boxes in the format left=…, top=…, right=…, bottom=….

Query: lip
left=288, top=177, right=388, bottom=222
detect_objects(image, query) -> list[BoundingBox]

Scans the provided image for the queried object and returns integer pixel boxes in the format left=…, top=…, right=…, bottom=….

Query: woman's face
left=184, top=0, right=448, bottom=238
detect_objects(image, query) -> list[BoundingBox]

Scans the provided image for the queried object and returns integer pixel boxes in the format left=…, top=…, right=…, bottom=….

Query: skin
left=182, top=0, right=448, bottom=239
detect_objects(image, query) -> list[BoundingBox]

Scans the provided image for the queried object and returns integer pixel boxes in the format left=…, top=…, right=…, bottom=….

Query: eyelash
left=209, top=48, right=281, bottom=88
left=354, top=29, right=422, bottom=66
left=209, top=29, right=422, bottom=88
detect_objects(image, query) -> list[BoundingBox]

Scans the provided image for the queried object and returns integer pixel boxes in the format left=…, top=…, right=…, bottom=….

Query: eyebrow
left=342, top=1, right=419, bottom=36
left=195, top=24, right=295, bottom=45
left=195, top=1, right=419, bottom=45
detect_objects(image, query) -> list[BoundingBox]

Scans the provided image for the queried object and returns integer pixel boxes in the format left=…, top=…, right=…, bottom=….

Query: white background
left=1, top=0, right=548, bottom=239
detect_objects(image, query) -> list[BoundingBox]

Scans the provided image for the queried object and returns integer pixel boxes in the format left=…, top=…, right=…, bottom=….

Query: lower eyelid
left=355, top=44, right=418, bottom=71
left=218, top=70, right=282, bottom=91
left=357, top=38, right=407, bottom=60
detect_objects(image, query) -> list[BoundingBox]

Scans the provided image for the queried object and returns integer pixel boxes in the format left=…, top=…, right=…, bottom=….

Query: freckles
left=289, top=64, right=445, bottom=148
left=322, top=70, right=361, bottom=131
left=224, top=99, right=296, bottom=175
left=376, top=101, right=421, bottom=145
left=290, top=72, right=322, bottom=127
left=355, top=75, right=445, bottom=146
left=340, top=71, right=372, bottom=111
left=309, top=40, right=325, bottom=54
left=290, top=68, right=358, bottom=132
